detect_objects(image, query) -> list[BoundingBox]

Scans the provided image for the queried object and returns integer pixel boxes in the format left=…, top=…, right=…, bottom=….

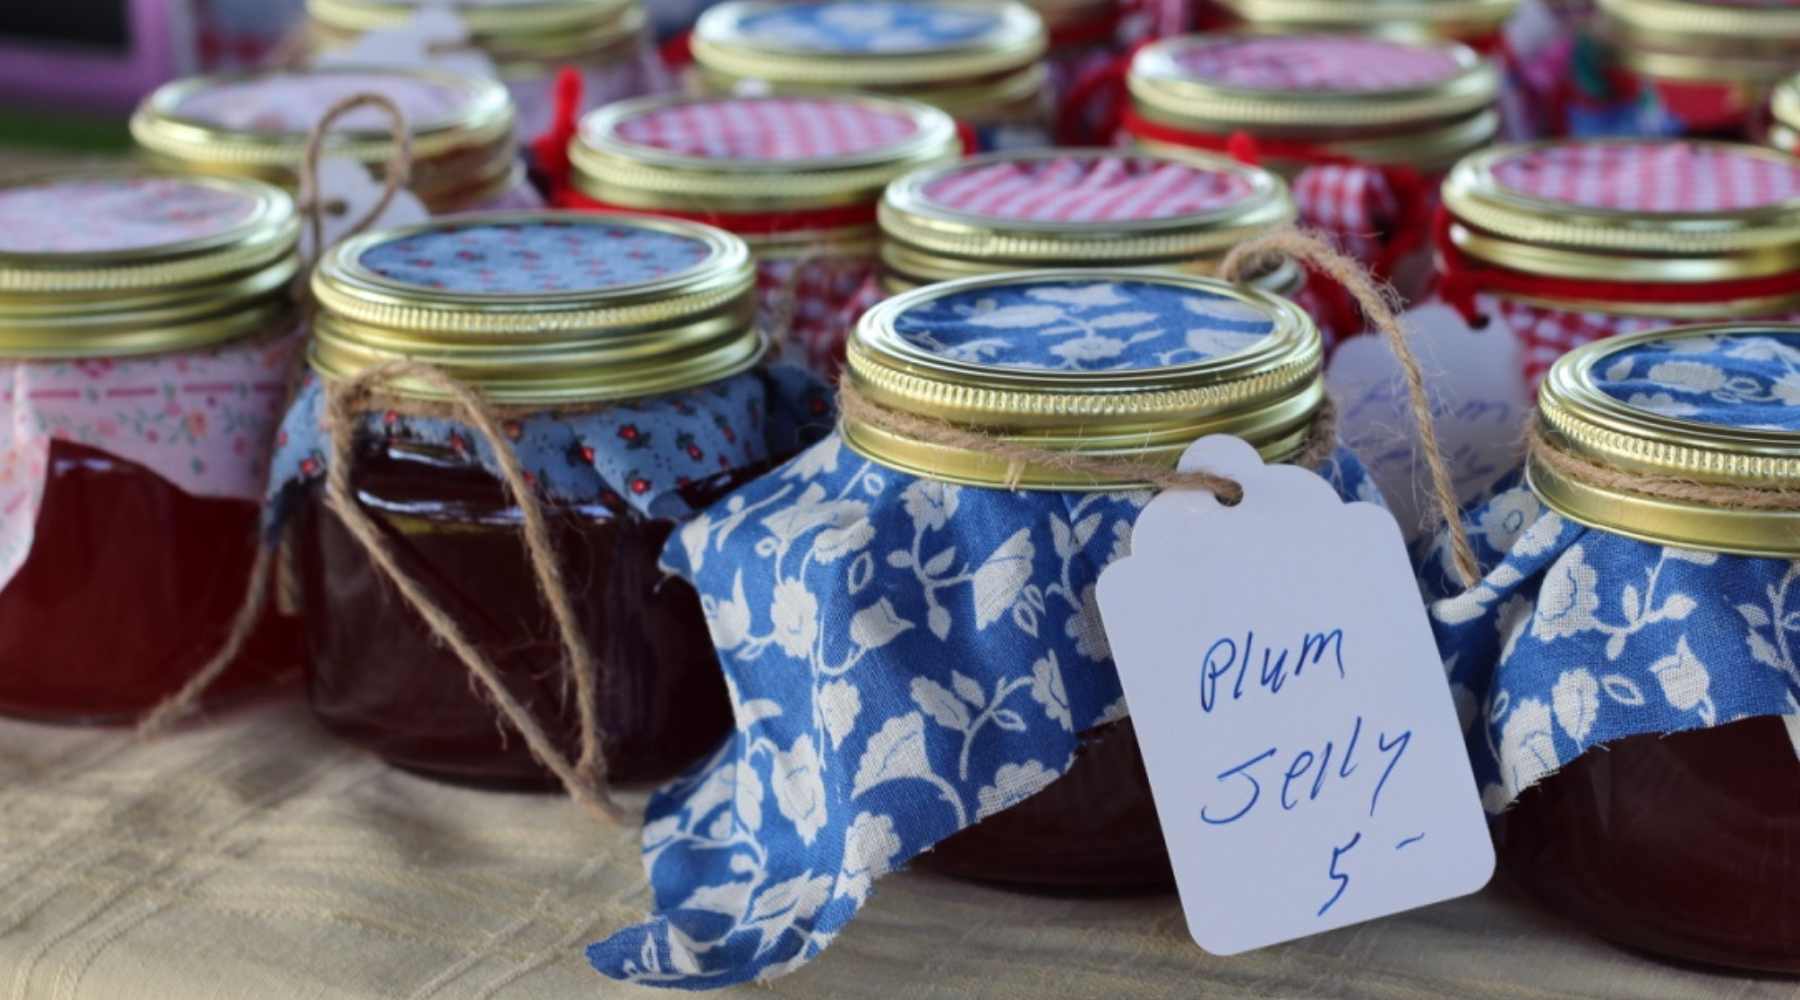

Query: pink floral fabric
left=0, top=329, right=303, bottom=588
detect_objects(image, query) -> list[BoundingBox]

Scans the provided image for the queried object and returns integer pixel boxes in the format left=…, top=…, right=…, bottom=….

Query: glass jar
left=304, top=0, right=666, bottom=137
left=0, top=172, right=304, bottom=723
left=1448, top=323, right=1800, bottom=971
left=564, top=93, right=960, bottom=379
left=1435, top=139, right=1800, bottom=385
left=1032, top=0, right=1124, bottom=103
left=1595, top=0, right=1800, bottom=137
left=877, top=148, right=1332, bottom=334
left=133, top=67, right=539, bottom=215
left=289, top=212, right=824, bottom=788
left=1126, top=33, right=1500, bottom=297
left=691, top=0, right=1053, bottom=151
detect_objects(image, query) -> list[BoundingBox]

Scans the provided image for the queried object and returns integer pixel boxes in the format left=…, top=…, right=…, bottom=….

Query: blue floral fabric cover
left=1419, top=328, right=1800, bottom=815
left=585, top=275, right=1381, bottom=988
left=263, top=365, right=831, bottom=532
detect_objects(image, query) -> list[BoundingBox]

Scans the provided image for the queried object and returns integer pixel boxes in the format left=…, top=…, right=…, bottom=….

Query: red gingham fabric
left=1170, top=35, right=1466, bottom=92
left=1487, top=142, right=1800, bottom=211
left=1450, top=142, right=1800, bottom=383
left=920, top=154, right=1259, bottom=220
left=1291, top=164, right=1407, bottom=271
left=603, top=96, right=922, bottom=160
left=758, top=256, right=883, bottom=379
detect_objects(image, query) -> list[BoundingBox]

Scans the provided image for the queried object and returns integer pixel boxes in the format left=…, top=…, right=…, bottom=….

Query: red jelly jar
left=0, top=172, right=304, bottom=723
left=295, top=212, right=785, bottom=788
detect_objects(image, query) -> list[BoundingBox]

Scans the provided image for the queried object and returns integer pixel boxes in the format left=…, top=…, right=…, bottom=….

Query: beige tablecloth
left=0, top=694, right=1783, bottom=1000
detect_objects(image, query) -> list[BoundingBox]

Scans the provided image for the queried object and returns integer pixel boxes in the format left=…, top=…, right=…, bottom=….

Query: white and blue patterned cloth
left=356, top=219, right=718, bottom=295
left=888, top=278, right=1276, bottom=371
left=733, top=0, right=1006, bottom=53
left=586, top=276, right=1378, bottom=988
left=1420, top=328, right=1800, bottom=815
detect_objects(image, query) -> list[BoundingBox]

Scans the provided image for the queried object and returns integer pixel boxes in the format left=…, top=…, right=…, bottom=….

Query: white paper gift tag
left=314, top=7, right=499, bottom=81
left=1097, top=436, right=1494, bottom=956
left=306, top=158, right=430, bottom=258
left=1326, top=304, right=1529, bottom=541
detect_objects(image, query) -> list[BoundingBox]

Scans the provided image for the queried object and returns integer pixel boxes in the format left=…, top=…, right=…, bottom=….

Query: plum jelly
left=1497, top=717, right=1800, bottom=972
left=298, top=441, right=761, bottom=787
left=0, top=171, right=304, bottom=724
left=0, top=441, right=298, bottom=723
left=291, top=211, right=790, bottom=788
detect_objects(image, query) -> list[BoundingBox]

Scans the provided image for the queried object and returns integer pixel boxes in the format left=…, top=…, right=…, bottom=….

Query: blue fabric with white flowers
left=356, top=219, right=719, bottom=295
left=735, top=1, right=1004, bottom=53
left=1419, top=328, right=1800, bottom=815
left=261, top=364, right=832, bottom=533
left=890, top=279, right=1276, bottom=372
left=584, top=277, right=1378, bottom=988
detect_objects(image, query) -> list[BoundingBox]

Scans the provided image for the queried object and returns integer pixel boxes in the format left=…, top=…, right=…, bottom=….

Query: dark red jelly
left=1497, top=715, right=1800, bottom=972
left=917, top=720, right=1175, bottom=891
left=0, top=439, right=298, bottom=723
left=298, top=438, right=755, bottom=788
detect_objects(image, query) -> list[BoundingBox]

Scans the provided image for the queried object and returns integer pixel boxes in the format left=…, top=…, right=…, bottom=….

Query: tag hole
left=1218, top=486, right=1245, bottom=508
left=1469, top=313, right=1492, bottom=330
left=326, top=199, right=350, bottom=218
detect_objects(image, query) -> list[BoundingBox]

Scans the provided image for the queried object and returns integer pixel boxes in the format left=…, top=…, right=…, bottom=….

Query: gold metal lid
left=309, top=212, right=764, bottom=404
left=693, top=0, right=1047, bottom=89
left=1598, top=0, right=1800, bottom=83
left=843, top=268, right=1323, bottom=488
left=878, top=148, right=1298, bottom=287
left=1528, top=322, right=1800, bottom=556
left=0, top=172, right=299, bottom=359
left=132, top=67, right=517, bottom=213
left=570, top=93, right=960, bottom=249
left=1130, top=33, right=1497, bottom=132
left=1216, top=0, right=1519, bottom=42
left=1441, top=140, right=1800, bottom=289
left=307, top=0, right=644, bottom=59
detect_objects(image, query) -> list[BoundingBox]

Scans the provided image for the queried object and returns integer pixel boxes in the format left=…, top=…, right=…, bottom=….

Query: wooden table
left=0, top=698, right=1783, bottom=1000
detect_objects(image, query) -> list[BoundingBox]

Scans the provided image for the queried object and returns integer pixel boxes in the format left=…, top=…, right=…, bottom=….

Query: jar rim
left=0, top=171, right=300, bottom=359
left=309, top=212, right=765, bottom=405
left=1441, top=140, right=1800, bottom=283
left=1127, top=32, right=1499, bottom=135
left=570, top=93, right=961, bottom=215
left=131, top=67, right=517, bottom=209
left=692, top=0, right=1048, bottom=88
left=843, top=268, right=1323, bottom=489
left=1214, top=0, right=1517, bottom=37
left=307, top=0, right=644, bottom=54
left=880, top=148, right=1296, bottom=265
left=1531, top=322, right=1800, bottom=557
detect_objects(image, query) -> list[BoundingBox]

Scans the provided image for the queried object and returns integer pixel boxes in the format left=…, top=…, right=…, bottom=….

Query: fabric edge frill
left=586, top=438, right=1380, bottom=989
left=259, top=363, right=832, bottom=540
left=1418, top=480, right=1800, bottom=817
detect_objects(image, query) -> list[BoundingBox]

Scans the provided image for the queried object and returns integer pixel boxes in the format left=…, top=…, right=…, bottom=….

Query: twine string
left=319, top=361, right=623, bottom=824
left=297, top=93, right=414, bottom=261
left=1221, top=229, right=1482, bottom=587
left=138, top=93, right=417, bottom=738
left=1528, top=425, right=1800, bottom=512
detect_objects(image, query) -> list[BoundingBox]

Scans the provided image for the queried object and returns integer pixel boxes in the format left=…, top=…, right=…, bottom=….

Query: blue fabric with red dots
left=261, top=364, right=833, bottom=532
left=357, top=220, right=718, bottom=295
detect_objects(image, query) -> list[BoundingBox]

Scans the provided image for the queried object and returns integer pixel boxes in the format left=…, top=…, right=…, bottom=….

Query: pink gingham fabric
left=606, top=96, right=922, bottom=158
left=1449, top=143, right=1800, bottom=382
left=597, top=97, right=931, bottom=379
left=1488, top=141, right=1800, bottom=211
left=1171, top=35, right=1466, bottom=92
left=920, top=153, right=1258, bottom=219
left=1291, top=164, right=1409, bottom=271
